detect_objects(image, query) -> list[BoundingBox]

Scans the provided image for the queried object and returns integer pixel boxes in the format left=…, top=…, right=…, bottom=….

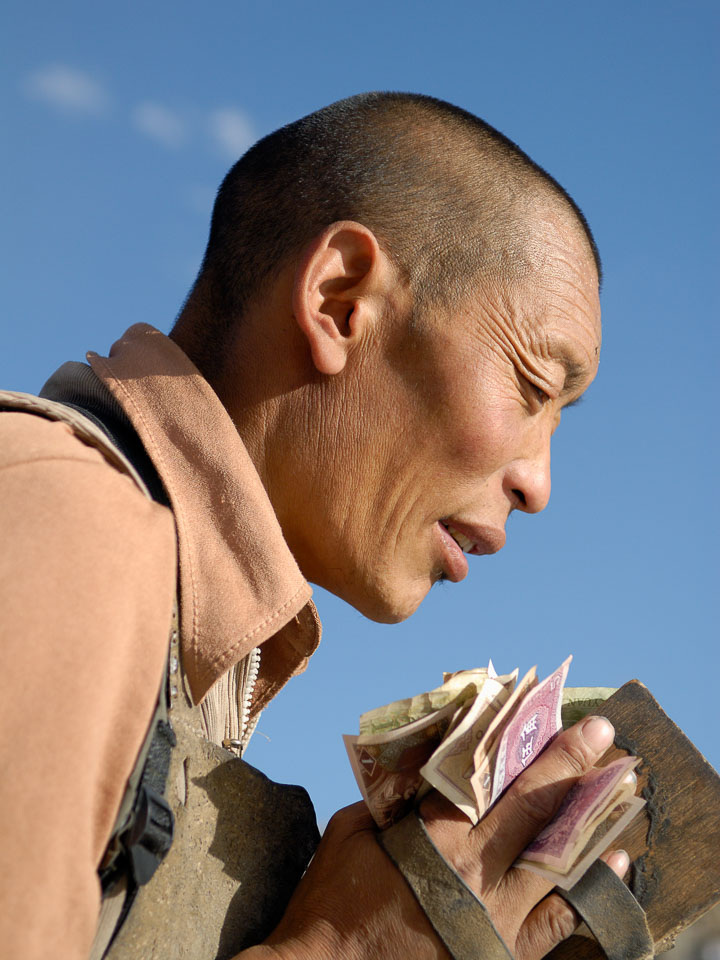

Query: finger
left=417, top=789, right=480, bottom=890
left=503, top=839, right=632, bottom=927
left=419, top=787, right=474, bottom=831
left=324, top=800, right=379, bottom=839
left=472, top=716, right=615, bottom=881
left=601, top=848, right=631, bottom=878
left=513, top=849, right=630, bottom=960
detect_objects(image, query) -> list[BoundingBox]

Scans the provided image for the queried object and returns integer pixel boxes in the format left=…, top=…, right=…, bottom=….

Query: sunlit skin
left=181, top=213, right=620, bottom=960
left=212, top=214, right=601, bottom=626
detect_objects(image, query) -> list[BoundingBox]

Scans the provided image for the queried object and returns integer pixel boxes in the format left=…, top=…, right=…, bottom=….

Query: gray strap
left=89, top=876, right=127, bottom=960
left=377, top=812, right=513, bottom=960
left=555, top=859, right=654, bottom=960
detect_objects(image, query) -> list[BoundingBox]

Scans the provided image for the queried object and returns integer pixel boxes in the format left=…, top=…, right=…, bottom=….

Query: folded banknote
left=344, top=658, right=645, bottom=888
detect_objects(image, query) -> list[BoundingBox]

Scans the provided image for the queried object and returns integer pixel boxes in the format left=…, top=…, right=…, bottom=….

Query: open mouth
left=439, top=520, right=477, bottom=554
left=436, top=520, right=471, bottom=582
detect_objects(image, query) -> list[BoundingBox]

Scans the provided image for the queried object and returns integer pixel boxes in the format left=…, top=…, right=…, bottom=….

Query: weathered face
left=290, top=223, right=602, bottom=622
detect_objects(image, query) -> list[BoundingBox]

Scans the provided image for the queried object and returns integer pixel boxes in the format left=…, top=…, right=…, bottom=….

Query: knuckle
left=512, top=780, right=560, bottom=827
left=542, top=898, right=579, bottom=944
left=321, top=812, right=345, bottom=843
left=515, top=892, right=580, bottom=960
left=324, top=803, right=364, bottom=837
left=555, top=735, right=593, bottom=777
left=516, top=925, right=548, bottom=960
left=325, top=807, right=349, bottom=830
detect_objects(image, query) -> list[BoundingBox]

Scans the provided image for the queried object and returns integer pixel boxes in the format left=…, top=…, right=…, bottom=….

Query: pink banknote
left=520, top=756, right=639, bottom=870
left=490, top=656, right=572, bottom=805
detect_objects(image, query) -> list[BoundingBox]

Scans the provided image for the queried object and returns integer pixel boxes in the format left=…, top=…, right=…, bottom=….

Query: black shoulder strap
left=57, top=398, right=170, bottom=508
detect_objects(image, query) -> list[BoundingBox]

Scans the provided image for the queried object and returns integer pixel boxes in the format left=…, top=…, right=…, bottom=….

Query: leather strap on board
left=555, top=859, right=654, bottom=960
left=377, top=812, right=513, bottom=960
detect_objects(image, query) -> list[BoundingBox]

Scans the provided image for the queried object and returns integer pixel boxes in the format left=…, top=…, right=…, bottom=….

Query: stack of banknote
left=344, top=657, right=645, bottom=890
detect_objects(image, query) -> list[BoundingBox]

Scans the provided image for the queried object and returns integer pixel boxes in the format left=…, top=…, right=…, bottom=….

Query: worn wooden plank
left=549, top=680, right=720, bottom=958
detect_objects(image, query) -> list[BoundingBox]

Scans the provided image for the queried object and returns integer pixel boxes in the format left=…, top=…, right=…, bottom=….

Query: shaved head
left=178, top=92, right=600, bottom=374
left=168, top=93, right=603, bottom=624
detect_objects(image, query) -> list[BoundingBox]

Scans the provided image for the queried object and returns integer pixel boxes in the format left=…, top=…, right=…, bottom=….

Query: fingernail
left=608, top=849, right=630, bottom=874
left=581, top=716, right=615, bottom=752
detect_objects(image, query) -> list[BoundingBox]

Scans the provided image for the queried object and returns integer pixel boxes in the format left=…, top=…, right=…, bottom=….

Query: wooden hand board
left=549, top=680, right=720, bottom=958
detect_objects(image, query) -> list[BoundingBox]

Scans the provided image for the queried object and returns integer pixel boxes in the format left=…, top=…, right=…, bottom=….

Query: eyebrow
left=532, top=328, right=597, bottom=401
left=560, top=357, right=588, bottom=395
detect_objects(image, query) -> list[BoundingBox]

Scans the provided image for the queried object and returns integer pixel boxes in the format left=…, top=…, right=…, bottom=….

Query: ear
left=292, top=221, right=389, bottom=375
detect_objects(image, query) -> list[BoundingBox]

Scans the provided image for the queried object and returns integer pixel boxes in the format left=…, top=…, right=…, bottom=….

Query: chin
left=343, top=576, right=432, bottom=625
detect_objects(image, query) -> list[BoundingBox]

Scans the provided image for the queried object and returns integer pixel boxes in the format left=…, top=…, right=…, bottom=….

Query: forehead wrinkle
left=531, top=268, right=599, bottom=321
left=515, top=312, right=597, bottom=395
left=496, top=237, right=600, bottom=400
left=521, top=222, right=600, bottom=305
left=513, top=273, right=600, bottom=363
left=523, top=206, right=599, bottom=280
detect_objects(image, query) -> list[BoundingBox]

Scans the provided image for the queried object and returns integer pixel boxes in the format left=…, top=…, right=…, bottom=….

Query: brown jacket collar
left=86, top=323, right=320, bottom=705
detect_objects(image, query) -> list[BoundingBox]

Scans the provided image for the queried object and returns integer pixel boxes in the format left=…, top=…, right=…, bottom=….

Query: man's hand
left=242, top=715, right=627, bottom=960
left=421, top=715, right=625, bottom=958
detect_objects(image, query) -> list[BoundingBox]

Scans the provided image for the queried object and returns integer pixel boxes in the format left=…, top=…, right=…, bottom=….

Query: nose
left=503, top=436, right=552, bottom=515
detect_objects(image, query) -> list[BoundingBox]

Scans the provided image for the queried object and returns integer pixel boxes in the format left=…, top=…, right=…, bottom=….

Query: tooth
left=447, top=525, right=474, bottom=553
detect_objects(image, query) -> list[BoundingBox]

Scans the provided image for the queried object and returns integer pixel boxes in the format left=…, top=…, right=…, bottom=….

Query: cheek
left=437, top=401, right=521, bottom=479
left=428, top=354, right=521, bottom=457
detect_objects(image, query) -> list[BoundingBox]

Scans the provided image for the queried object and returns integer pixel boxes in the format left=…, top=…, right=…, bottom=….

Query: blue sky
left=2, top=1, right=718, bottom=824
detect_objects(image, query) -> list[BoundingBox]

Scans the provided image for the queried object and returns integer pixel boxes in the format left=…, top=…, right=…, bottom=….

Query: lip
left=435, top=518, right=506, bottom=582
left=442, top=519, right=507, bottom=556
left=436, top=522, right=470, bottom=582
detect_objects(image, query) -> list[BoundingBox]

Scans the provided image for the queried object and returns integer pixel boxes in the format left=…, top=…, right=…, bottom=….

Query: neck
left=172, top=290, right=324, bottom=534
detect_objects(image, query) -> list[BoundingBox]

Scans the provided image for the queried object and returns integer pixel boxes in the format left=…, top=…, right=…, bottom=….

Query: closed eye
left=532, top=382, right=552, bottom=405
left=520, top=373, right=552, bottom=407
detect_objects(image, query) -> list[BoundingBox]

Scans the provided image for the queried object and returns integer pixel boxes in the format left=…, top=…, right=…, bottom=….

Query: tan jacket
left=0, top=324, right=321, bottom=960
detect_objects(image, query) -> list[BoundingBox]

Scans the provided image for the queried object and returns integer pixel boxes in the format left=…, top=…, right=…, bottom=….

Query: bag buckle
left=123, top=784, right=175, bottom=887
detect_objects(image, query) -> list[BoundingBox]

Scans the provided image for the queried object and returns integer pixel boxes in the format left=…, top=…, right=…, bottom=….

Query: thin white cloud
left=208, top=108, right=255, bottom=159
left=23, top=69, right=255, bottom=165
left=23, top=64, right=109, bottom=114
left=132, top=102, right=187, bottom=148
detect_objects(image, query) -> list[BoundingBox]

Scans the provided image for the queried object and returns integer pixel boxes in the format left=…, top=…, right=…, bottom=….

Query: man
left=0, top=92, right=626, bottom=959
